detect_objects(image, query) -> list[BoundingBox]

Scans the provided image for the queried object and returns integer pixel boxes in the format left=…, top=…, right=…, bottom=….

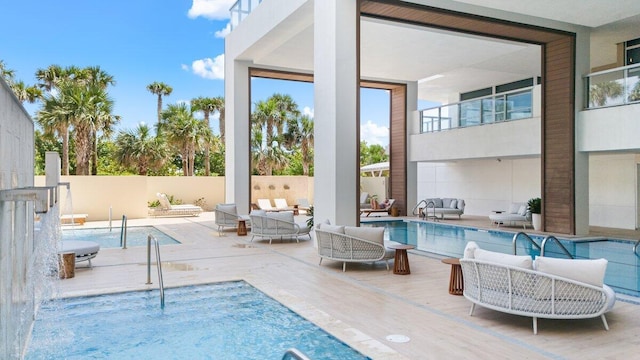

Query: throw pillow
left=463, top=241, right=478, bottom=259
left=517, top=205, right=527, bottom=216
left=449, top=199, right=458, bottom=209
left=320, top=224, right=345, bottom=234
left=534, top=257, right=607, bottom=287
left=474, top=248, right=533, bottom=269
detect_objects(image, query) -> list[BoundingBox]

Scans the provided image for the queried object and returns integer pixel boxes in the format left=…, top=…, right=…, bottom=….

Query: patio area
left=57, top=212, right=640, bottom=359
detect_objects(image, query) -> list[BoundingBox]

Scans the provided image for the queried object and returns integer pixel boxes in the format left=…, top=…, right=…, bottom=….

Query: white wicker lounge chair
left=274, top=198, right=295, bottom=211
left=257, top=198, right=279, bottom=212
left=214, top=203, right=250, bottom=236
left=149, top=193, right=203, bottom=217
left=315, top=224, right=395, bottom=272
left=249, top=211, right=311, bottom=244
left=459, top=241, right=616, bottom=334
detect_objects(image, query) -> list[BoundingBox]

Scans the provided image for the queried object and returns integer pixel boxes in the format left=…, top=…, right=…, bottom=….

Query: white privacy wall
left=589, top=154, right=638, bottom=230
left=416, top=158, right=541, bottom=216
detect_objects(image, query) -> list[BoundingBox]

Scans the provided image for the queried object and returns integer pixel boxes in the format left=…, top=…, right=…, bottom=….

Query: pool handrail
left=541, top=235, right=573, bottom=259
left=281, top=348, right=311, bottom=360
left=120, top=214, right=128, bottom=249
left=512, top=232, right=541, bottom=255
left=146, top=235, right=165, bottom=308
left=634, top=240, right=640, bottom=257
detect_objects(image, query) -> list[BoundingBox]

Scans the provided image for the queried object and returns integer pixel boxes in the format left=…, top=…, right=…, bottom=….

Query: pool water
left=26, top=281, right=367, bottom=360
left=62, top=226, right=180, bottom=248
left=369, top=220, right=640, bottom=297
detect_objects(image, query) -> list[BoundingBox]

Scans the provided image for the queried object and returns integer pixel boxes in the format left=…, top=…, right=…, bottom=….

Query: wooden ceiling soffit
left=249, top=68, right=314, bottom=83
left=360, top=0, right=573, bottom=45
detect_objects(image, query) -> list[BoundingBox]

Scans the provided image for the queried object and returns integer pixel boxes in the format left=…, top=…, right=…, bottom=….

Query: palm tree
left=114, top=124, right=168, bottom=175
left=147, top=82, right=173, bottom=123
left=35, top=64, right=64, bottom=92
left=298, top=115, right=314, bottom=176
left=0, top=59, right=15, bottom=85
left=589, top=80, right=623, bottom=107
left=213, top=96, right=225, bottom=144
left=36, top=91, right=72, bottom=175
left=83, top=66, right=116, bottom=175
left=11, top=81, right=42, bottom=103
left=191, top=97, right=218, bottom=176
left=158, top=103, right=210, bottom=176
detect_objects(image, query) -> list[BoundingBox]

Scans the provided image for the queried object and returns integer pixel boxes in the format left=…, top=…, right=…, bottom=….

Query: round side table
left=387, top=243, right=416, bottom=275
left=441, top=258, right=463, bottom=295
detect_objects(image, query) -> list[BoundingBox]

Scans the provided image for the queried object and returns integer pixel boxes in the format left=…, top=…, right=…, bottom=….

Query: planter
left=532, top=213, right=542, bottom=231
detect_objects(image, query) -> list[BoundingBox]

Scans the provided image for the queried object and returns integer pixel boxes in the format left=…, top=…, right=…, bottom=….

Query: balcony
left=420, top=87, right=536, bottom=133
left=585, top=63, right=640, bottom=109
left=230, top=0, right=263, bottom=30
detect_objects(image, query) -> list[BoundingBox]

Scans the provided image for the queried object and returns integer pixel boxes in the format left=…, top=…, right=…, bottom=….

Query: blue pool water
left=62, top=226, right=180, bottom=248
left=368, top=220, right=640, bottom=297
left=26, top=281, right=367, bottom=359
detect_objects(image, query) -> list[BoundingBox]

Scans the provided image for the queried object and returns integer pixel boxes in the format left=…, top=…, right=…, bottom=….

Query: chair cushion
left=509, top=203, right=522, bottom=214
left=474, top=248, right=533, bottom=269
left=320, top=224, right=345, bottom=234
left=534, top=256, right=607, bottom=287
left=517, top=205, right=527, bottom=216
left=463, top=241, right=478, bottom=259
left=344, top=226, right=385, bottom=244
left=457, top=199, right=465, bottom=210
left=216, top=203, right=237, bottom=215
left=250, top=209, right=267, bottom=216
left=449, top=199, right=458, bottom=209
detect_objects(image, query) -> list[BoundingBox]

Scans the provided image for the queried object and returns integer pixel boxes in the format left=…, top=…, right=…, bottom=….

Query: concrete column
left=406, top=81, right=419, bottom=215
left=224, top=60, right=251, bottom=215
left=313, top=0, right=358, bottom=226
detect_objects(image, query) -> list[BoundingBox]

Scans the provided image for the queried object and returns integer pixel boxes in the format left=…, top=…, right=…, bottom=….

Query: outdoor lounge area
left=54, top=212, right=640, bottom=359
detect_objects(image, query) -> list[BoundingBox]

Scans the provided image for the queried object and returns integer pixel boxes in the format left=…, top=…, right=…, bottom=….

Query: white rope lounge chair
left=360, top=199, right=395, bottom=217
left=249, top=211, right=311, bottom=244
left=459, top=241, right=616, bottom=334
left=315, top=223, right=395, bottom=272
left=214, top=203, right=250, bottom=236
left=257, top=198, right=279, bottom=212
left=149, top=193, right=203, bottom=217
left=58, top=240, right=100, bottom=268
left=274, top=198, right=296, bottom=211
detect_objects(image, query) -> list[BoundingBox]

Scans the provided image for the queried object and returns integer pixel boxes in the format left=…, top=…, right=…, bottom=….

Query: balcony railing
left=420, top=88, right=534, bottom=133
left=230, top=0, right=263, bottom=30
left=585, top=63, right=640, bottom=109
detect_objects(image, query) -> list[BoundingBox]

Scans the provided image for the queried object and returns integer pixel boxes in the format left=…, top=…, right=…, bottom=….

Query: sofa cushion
left=344, top=226, right=385, bottom=244
left=266, top=211, right=295, bottom=230
left=449, top=199, right=458, bottom=209
left=509, top=203, right=522, bottom=214
left=250, top=209, right=267, bottom=216
left=442, top=198, right=454, bottom=208
left=320, top=224, right=345, bottom=234
left=457, top=199, right=465, bottom=210
left=534, top=256, right=607, bottom=287
left=463, top=241, right=478, bottom=259
left=217, top=203, right=237, bottom=214
left=432, top=198, right=443, bottom=208
left=517, top=205, right=527, bottom=216
left=474, top=248, right=533, bottom=269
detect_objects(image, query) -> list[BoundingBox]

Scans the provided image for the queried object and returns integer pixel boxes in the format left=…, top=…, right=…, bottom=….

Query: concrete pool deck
left=57, top=212, right=640, bottom=359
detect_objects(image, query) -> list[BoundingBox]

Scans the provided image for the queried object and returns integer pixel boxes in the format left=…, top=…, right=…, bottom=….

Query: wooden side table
left=237, top=219, right=247, bottom=236
left=441, top=258, right=463, bottom=295
left=387, top=243, right=416, bottom=275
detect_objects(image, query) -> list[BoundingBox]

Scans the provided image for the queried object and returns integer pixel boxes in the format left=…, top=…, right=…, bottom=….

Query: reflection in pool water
left=62, top=226, right=180, bottom=248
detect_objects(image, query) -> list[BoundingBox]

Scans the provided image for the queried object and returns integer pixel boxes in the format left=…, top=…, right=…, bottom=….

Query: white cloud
left=190, top=54, right=225, bottom=80
left=215, top=23, right=231, bottom=38
left=361, top=120, right=389, bottom=146
left=188, top=0, right=235, bottom=20
left=302, top=106, right=314, bottom=118
left=180, top=64, right=189, bottom=71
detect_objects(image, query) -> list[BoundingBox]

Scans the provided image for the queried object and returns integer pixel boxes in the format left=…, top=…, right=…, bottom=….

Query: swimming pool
left=62, top=226, right=180, bottom=248
left=368, top=220, right=640, bottom=297
left=26, top=281, right=367, bottom=359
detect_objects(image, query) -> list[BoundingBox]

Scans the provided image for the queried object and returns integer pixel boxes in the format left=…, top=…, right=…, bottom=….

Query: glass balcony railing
left=230, top=0, right=263, bottom=30
left=419, top=88, right=534, bottom=133
left=585, top=63, right=640, bottom=109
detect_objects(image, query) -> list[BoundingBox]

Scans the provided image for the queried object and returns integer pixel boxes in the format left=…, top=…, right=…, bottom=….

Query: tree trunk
left=156, top=95, right=162, bottom=123
left=74, top=125, right=92, bottom=175
left=62, top=126, right=70, bottom=175
left=204, top=112, right=210, bottom=176
left=219, top=108, right=225, bottom=144
left=91, top=129, right=97, bottom=175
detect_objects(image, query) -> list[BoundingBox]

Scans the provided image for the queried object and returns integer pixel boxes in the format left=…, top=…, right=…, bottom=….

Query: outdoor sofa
left=489, top=202, right=530, bottom=228
left=249, top=210, right=311, bottom=244
left=214, top=203, right=250, bottom=236
left=315, top=222, right=395, bottom=272
left=459, top=241, right=616, bottom=334
left=421, top=198, right=465, bottom=219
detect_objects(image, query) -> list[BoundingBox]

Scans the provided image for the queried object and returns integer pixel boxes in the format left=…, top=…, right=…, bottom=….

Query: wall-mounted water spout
left=0, top=187, right=51, bottom=213
left=59, top=182, right=70, bottom=190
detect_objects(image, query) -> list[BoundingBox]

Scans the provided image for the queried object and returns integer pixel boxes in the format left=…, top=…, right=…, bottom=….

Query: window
left=505, top=91, right=532, bottom=120
left=625, top=38, right=640, bottom=65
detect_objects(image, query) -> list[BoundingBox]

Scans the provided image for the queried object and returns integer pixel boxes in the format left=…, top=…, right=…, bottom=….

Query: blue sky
left=0, top=0, right=390, bottom=147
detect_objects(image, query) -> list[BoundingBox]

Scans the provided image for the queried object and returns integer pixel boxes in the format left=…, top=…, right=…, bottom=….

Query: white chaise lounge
left=149, top=193, right=203, bottom=217
left=315, top=223, right=395, bottom=272
left=459, top=241, right=616, bottom=334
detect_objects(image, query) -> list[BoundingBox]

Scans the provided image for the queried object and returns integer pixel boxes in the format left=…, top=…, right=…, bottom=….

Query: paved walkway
left=57, top=212, right=640, bottom=359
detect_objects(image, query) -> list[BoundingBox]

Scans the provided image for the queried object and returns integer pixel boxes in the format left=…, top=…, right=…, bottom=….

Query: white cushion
left=315, top=219, right=331, bottom=230
left=474, top=248, right=533, bottom=269
left=463, top=241, right=478, bottom=259
left=217, top=204, right=237, bottom=214
left=517, top=205, right=527, bottom=216
left=508, top=203, right=521, bottom=214
left=534, top=256, right=607, bottom=287
left=320, top=224, right=345, bottom=234
left=449, top=199, right=458, bottom=209
left=250, top=209, right=267, bottom=216
left=344, top=226, right=385, bottom=244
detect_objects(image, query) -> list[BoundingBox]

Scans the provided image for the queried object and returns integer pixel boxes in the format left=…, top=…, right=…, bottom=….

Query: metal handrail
left=120, top=214, right=128, bottom=249
left=512, top=232, right=541, bottom=255
left=634, top=240, right=640, bottom=257
left=281, top=348, right=311, bottom=360
left=412, top=199, right=427, bottom=217
left=540, top=235, right=573, bottom=259
left=146, top=235, right=165, bottom=308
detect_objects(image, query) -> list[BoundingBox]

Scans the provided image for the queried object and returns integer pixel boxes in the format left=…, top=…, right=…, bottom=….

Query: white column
left=406, top=81, right=419, bottom=215
left=224, top=60, right=251, bottom=215
left=313, top=0, right=358, bottom=226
